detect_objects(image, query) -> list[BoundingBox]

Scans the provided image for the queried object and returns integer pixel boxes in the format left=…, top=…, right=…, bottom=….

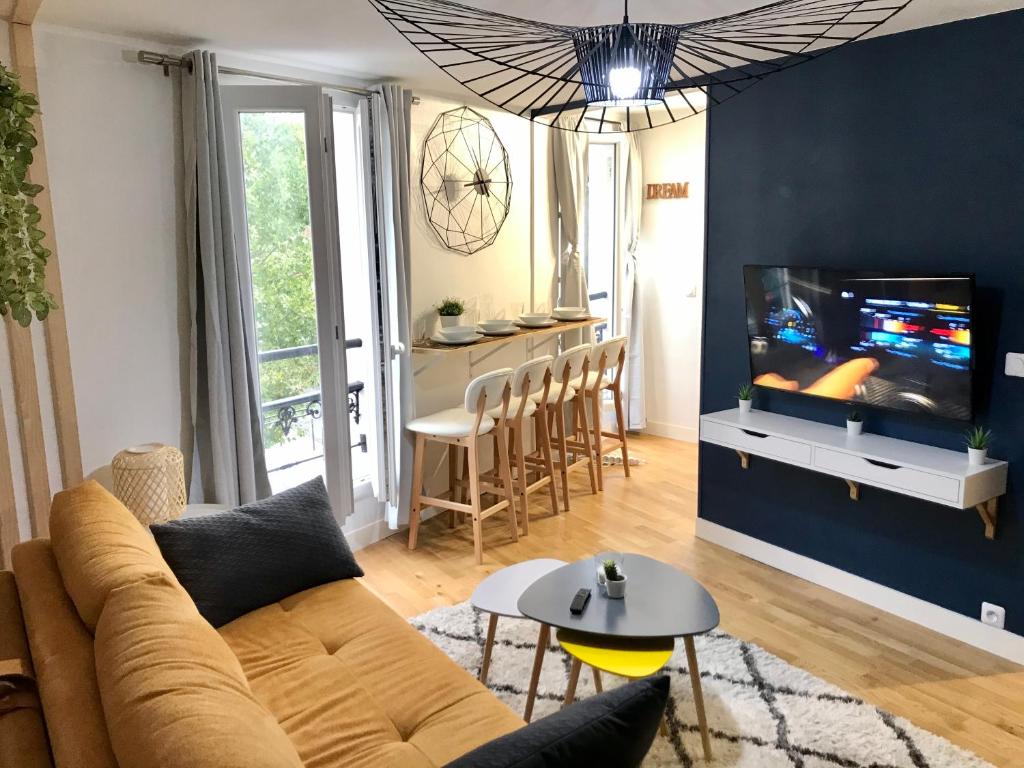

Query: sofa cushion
left=219, top=579, right=523, bottom=767
left=0, top=571, right=52, bottom=768
left=49, top=480, right=175, bottom=631
left=152, top=476, right=363, bottom=627
left=12, top=538, right=118, bottom=768
left=94, top=574, right=303, bottom=768
left=445, top=676, right=670, bottom=768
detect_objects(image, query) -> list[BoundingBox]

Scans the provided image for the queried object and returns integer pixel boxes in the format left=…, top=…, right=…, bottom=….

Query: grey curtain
left=622, top=134, right=647, bottom=429
left=549, top=116, right=592, bottom=347
left=182, top=50, right=271, bottom=506
left=371, top=85, right=415, bottom=529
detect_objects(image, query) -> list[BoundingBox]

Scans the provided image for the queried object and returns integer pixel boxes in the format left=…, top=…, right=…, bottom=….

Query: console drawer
left=701, top=421, right=811, bottom=465
left=813, top=447, right=960, bottom=503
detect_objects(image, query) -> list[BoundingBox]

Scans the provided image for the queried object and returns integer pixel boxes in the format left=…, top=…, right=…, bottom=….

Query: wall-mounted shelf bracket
left=845, top=479, right=860, bottom=501
left=975, top=498, right=999, bottom=540
left=736, top=450, right=749, bottom=469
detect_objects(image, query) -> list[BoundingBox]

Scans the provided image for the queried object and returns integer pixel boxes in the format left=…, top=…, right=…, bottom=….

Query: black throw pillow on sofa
left=446, top=676, right=670, bottom=768
left=151, top=477, right=363, bottom=627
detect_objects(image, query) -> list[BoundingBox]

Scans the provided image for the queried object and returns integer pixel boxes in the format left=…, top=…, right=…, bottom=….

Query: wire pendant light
left=369, top=0, right=913, bottom=133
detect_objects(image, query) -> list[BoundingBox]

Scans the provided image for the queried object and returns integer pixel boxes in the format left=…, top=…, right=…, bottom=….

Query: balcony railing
left=258, top=342, right=368, bottom=472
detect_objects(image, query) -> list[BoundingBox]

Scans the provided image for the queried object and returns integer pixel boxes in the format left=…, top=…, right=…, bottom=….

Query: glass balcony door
left=222, top=86, right=353, bottom=516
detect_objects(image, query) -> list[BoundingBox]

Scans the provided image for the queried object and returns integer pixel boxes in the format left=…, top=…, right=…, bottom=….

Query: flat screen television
left=743, top=266, right=974, bottom=420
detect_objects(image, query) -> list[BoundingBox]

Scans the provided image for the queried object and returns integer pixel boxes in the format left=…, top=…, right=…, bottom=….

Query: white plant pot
left=846, top=420, right=863, bottom=437
left=439, top=314, right=463, bottom=328
left=738, top=399, right=752, bottom=415
left=605, top=574, right=627, bottom=599
left=968, top=447, right=988, bottom=466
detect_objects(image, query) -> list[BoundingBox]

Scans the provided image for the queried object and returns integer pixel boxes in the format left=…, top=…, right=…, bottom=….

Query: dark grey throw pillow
left=151, top=477, right=363, bottom=627
left=446, top=676, right=669, bottom=768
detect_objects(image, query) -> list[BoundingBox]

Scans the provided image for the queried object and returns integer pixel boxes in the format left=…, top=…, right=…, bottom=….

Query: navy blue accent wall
left=701, top=11, right=1024, bottom=634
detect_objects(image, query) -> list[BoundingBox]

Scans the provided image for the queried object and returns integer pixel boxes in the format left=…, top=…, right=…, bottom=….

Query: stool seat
left=487, top=395, right=537, bottom=419
left=531, top=385, right=575, bottom=406
left=556, top=630, right=675, bottom=678
left=407, top=408, right=495, bottom=438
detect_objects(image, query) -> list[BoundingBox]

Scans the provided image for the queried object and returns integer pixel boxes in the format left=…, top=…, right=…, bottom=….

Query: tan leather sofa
left=3, top=481, right=524, bottom=768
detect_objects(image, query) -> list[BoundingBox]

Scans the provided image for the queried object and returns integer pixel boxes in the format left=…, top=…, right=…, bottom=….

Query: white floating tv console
left=699, top=409, right=1008, bottom=539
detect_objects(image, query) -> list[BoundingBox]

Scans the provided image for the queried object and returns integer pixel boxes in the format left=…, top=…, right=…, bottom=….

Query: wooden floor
left=358, top=434, right=1024, bottom=766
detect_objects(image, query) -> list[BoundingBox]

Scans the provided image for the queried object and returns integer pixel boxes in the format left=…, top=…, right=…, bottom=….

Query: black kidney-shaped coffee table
left=517, top=554, right=720, bottom=759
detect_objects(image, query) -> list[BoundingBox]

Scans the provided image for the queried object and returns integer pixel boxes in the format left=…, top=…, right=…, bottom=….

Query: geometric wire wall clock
left=370, top=0, right=914, bottom=134
left=420, top=106, right=512, bottom=255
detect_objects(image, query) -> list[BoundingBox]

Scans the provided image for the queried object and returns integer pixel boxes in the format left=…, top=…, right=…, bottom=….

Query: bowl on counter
left=478, top=319, right=516, bottom=333
left=552, top=306, right=588, bottom=320
left=517, top=313, right=553, bottom=327
left=438, top=325, right=479, bottom=341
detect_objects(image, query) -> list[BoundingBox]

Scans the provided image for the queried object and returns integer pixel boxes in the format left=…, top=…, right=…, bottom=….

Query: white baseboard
left=695, top=518, right=1024, bottom=665
left=343, top=517, right=394, bottom=551
left=643, top=420, right=699, bottom=443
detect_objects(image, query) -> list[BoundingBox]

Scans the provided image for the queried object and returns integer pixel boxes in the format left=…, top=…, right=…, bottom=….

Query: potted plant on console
left=965, top=426, right=993, bottom=466
left=737, top=383, right=754, bottom=415
left=846, top=410, right=863, bottom=437
left=602, top=559, right=627, bottom=599
left=436, top=296, right=465, bottom=328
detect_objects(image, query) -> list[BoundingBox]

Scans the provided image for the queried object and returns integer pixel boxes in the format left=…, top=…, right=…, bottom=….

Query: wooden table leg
left=563, top=656, right=583, bottom=708
left=479, top=613, right=498, bottom=686
left=591, top=666, right=603, bottom=693
left=524, top=623, right=549, bottom=722
left=684, top=635, right=712, bottom=761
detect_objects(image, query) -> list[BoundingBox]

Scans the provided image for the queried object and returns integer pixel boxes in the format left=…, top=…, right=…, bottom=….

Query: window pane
left=586, top=143, right=616, bottom=341
left=238, top=111, right=325, bottom=493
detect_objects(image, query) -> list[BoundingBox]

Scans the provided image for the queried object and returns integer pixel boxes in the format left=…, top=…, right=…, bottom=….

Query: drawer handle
left=740, top=429, right=769, bottom=439
left=865, top=458, right=901, bottom=470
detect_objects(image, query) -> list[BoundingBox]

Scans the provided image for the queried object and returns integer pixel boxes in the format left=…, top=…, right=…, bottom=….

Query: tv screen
left=743, top=266, right=974, bottom=419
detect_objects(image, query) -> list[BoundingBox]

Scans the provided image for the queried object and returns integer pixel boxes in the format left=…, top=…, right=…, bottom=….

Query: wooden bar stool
left=497, top=356, right=559, bottom=534
left=534, top=344, right=597, bottom=513
left=407, top=368, right=518, bottom=565
left=579, top=335, right=630, bottom=491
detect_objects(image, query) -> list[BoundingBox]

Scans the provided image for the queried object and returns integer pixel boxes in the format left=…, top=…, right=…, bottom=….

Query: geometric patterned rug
left=413, top=602, right=991, bottom=768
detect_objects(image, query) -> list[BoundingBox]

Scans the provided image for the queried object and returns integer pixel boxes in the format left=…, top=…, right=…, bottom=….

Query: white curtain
left=182, top=50, right=271, bottom=505
left=549, top=116, right=593, bottom=347
left=621, top=133, right=647, bottom=429
left=368, top=85, right=415, bottom=529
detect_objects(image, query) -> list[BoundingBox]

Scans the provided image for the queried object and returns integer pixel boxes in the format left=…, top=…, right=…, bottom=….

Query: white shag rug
left=412, top=602, right=991, bottom=768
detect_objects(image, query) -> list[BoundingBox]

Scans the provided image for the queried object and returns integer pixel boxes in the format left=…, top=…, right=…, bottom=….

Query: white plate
left=431, top=332, right=483, bottom=346
left=515, top=319, right=557, bottom=329
left=479, top=327, right=517, bottom=336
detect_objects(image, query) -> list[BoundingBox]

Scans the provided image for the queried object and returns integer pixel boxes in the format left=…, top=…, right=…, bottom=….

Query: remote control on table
left=569, top=588, right=591, bottom=615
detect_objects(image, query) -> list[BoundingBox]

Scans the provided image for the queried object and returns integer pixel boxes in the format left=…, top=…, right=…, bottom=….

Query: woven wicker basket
left=111, top=443, right=186, bottom=525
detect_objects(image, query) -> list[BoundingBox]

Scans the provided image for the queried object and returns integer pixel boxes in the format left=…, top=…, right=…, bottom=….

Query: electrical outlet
left=981, top=602, right=1005, bottom=629
left=1006, top=352, right=1024, bottom=378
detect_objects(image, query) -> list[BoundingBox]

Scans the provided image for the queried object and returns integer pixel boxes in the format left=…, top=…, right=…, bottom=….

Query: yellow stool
left=557, top=629, right=712, bottom=760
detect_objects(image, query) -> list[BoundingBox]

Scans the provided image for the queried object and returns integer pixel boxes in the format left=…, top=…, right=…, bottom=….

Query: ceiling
left=37, top=0, right=1024, bottom=94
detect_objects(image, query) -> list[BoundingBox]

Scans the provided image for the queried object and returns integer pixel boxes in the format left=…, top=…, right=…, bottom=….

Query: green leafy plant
left=965, top=426, right=993, bottom=451
left=737, top=383, right=755, bottom=401
left=0, top=63, right=56, bottom=326
left=847, top=410, right=862, bottom=423
left=435, top=297, right=465, bottom=317
left=602, top=559, right=624, bottom=582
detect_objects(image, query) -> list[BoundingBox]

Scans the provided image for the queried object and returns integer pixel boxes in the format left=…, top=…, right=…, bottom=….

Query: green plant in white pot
left=965, top=426, right=992, bottom=466
left=602, top=559, right=627, bottom=599
left=0, top=63, right=56, bottom=327
left=435, top=296, right=465, bottom=328
left=846, top=409, right=863, bottom=437
left=737, top=383, right=754, bottom=415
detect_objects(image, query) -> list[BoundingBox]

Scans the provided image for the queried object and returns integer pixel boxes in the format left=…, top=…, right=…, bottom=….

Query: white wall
left=637, top=115, right=707, bottom=442
left=33, top=26, right=190, bottom=484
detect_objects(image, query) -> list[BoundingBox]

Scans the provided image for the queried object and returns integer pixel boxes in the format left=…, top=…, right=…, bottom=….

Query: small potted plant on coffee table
left=436, top=297, right=465, bottom=328
left=965, top=426, right=993, bottom=466
left=737, top=383, right=755, bottom=415
left=846, top=409, right=863, bottom=437
left=602, top=559, right=627, bottom=599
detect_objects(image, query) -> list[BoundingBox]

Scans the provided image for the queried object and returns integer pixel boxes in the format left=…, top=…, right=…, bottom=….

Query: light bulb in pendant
left=608, top=65, right=641, bottom=100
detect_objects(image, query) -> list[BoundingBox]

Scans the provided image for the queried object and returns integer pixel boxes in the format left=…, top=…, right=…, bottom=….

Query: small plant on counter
left=0, top=63, right=57, bottom=326
left=737, top=383, right=755, bottom=415
left=965, top=426, right=993, bottom=466
left=846, top=409, right=864, bottom=436
left=602, top=559, right=624, bottom=582
left=435, top=297, right=465, bottom=317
